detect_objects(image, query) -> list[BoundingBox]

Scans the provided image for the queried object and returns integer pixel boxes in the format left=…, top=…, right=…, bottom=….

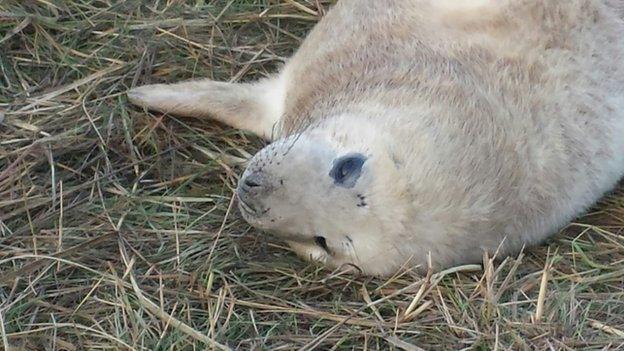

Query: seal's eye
left=314, top=236, right=330, bottom=253
left=329, top=153, right=366, bottom=188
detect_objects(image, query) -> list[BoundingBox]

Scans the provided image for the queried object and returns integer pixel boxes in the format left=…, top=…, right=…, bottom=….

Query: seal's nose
left=239, top=172, right=265, bottom=193
left=237, top=172, right=272, bottom=215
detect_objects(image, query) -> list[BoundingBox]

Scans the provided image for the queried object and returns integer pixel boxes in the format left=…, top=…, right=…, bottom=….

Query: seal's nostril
left=244, top=178, right=261, bottom=188
left=241, top=172, right=264, bottom=191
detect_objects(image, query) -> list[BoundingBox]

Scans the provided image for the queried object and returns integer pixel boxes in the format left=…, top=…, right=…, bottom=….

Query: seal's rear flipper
left=127, top=77, right=285, bottom=140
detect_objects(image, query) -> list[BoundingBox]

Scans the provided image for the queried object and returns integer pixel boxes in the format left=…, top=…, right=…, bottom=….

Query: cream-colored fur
left=128, top=0, right=624, bottom=276
left=128, top=75, right=286, bottom=139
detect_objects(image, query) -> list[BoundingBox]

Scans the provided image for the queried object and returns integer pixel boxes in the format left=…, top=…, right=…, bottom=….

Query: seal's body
left=129, top=0, right=624, bottom=276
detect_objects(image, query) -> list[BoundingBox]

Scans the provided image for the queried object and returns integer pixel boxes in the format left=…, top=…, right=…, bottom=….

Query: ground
left=1, top=1, right=624, bottom=350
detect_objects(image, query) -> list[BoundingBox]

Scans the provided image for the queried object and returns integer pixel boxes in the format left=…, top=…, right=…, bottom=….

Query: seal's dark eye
left=329, top=153, right=366, bottom=188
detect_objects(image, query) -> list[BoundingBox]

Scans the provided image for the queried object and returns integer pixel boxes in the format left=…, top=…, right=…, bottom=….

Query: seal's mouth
left=314, top=236, right=331, bottom=254
left=236, top=193, right=270, bottom=218
left=238, top=197, right=257, bottom=216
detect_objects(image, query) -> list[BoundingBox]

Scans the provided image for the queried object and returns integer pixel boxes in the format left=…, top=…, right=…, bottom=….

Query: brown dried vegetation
left=0, top=1, right=623, bottom=350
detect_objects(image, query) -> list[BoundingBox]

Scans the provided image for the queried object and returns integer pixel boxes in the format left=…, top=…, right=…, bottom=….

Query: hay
left=1, top=1, right=623, bottom=349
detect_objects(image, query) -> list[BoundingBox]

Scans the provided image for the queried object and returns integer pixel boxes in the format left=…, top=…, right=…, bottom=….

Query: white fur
left=127, top=77, right=286, bottom=140
left=128, top=0, right=624, bottom=276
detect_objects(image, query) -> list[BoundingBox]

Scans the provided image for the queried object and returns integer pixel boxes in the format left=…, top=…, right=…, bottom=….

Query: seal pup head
left=236, top=114, right=413, bottom=275
left=126, top=77, right=417, bottom=275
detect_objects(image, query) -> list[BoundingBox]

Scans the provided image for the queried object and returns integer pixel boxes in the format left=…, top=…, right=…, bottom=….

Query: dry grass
left=1, top=1, right=624, bottom=350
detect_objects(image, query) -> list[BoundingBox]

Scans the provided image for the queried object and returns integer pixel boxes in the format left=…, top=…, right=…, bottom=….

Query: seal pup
left=128, top=0, right=624, bottom=276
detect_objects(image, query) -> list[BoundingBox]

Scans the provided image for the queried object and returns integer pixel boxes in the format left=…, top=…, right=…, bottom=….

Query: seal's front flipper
left=127, top=77, right=285, bottom=141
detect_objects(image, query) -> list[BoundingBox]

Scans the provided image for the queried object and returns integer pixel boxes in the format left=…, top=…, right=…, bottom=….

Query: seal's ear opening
left=127, top=77, right=283, bottom=140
